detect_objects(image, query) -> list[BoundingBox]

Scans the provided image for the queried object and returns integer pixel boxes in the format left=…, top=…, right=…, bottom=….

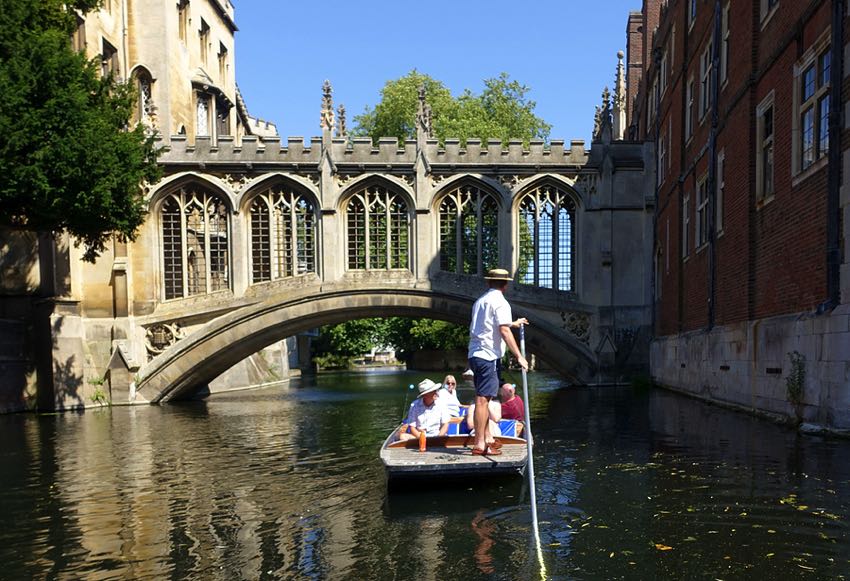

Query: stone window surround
left=515, top=183, right=577, bottom=292
left=158, top=186, right=231, bottom=301
left=791, top=30, right=831, bottom=180
left=695, top=173, right=709, bottom=251
left=436, top=183, right=500, bottom=277
left=755, top=90, right=775, bottom=207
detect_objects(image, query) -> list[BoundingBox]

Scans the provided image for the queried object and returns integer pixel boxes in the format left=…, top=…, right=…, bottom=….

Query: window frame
left=792, top=35, right=831, bottom=177
left=696, top=174, right=709, bottom=249
left=682, top=192, right=691, bottom=260
left=685, top=76, right=695, bottom=142
left=755, top=91, right=775, bottom=204
left=699, top=41, right=713, bottom=122
left=720, top=2, right=730, bottom=88
left=716, top=149, right=725, bottom=235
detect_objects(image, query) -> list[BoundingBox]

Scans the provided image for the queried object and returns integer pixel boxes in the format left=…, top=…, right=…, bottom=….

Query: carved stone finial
left=337, top=104, right=347, bottom=138
left=320, top=80, right=334, bottom=131
left=594, top=87, right=613, bottom=142
left=613, top=51, right=627, bottom=140
left=416, top=84, right=433, bottom=140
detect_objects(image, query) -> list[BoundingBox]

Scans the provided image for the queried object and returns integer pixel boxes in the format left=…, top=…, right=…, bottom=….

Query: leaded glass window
left=160, top=186, right=230, bottom=300
left=249, top=185, right=317, bottom=283
left=517, top=184, right=576, bottom=291
left=346, top=185, right=410, bottom=270
left=438, top=184, right=499, bottom=275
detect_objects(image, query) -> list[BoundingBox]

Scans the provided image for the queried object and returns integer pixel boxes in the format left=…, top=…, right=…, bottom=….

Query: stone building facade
left=632, top=0, right=850, bottom=431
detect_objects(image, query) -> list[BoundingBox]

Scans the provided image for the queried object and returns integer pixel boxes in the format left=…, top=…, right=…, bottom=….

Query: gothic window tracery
left=438, top=184, right=499, bottom=275
left=160, top=186, right=230, bottom=300
left=249, top=185, right=317, bottom=283
left=133, top=67, right=156, bottom=130
left=345, top=184, right=410, bottom=270
left=517, top=184, right=576, bottom=291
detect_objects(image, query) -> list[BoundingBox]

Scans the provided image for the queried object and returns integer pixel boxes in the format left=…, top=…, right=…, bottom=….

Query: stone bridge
left=0, top=100, right=655, bottom=410
left=125, top=118, right=655, bottom=403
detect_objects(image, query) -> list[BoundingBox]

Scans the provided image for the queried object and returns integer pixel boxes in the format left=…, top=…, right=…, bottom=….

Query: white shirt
left=438, top=388, right=461, bottom=417
left=405, top=397, right=451, bottom=436
left=468, top=288, right=513, bottom=360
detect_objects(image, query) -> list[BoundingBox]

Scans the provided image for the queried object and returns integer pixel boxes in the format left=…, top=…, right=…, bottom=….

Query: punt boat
left=380, top=418, right=528, bottom=481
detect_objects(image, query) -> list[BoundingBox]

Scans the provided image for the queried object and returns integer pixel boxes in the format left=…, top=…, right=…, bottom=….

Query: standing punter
left=468, top=268, right=528, bottom=456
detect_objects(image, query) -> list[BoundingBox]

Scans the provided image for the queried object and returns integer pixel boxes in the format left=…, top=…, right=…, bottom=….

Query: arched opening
left=344, top=183, right=411, bottom=271
left=247, top=182, right=318, bottom=283
left=516, top=183, right=577, bottom=291
left=436, top=182, right=500, bottom=275
left=160, top=184, right=230, bottom=299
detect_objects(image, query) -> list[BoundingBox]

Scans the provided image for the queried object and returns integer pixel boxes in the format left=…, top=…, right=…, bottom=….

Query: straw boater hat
left=416, top=379, right=441, bottom=398
left=484, top=268, right=512, bottom=281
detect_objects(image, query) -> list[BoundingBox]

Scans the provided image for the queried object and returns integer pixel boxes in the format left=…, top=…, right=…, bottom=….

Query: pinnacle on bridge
left=416, top=84, right=433, bottom=144
left=320, top=80, right=335, bottom=141
left=594, top=86, right=613, bottom=144
left=613, top=51, right=626, bottom=140
left=336, top=103, right=347, bottom=138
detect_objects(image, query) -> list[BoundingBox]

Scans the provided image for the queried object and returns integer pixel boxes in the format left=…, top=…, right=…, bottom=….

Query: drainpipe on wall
left=121, top=0, right=129, bottom=81
left=706, top=0, right=722, bottom=330
left=827, top=0, right=844, bottom=307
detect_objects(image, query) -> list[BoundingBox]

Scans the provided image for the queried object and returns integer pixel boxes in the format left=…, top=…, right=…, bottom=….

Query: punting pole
left=519, top=324, right=546, bottom=579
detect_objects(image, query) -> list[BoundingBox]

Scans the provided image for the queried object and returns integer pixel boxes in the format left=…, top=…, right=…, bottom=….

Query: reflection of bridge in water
left=131, top=117, right=654, bottom=402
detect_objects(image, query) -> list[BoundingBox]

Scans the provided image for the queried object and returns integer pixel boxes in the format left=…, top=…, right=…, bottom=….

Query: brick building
left=629, top=0, right=850, bottom=431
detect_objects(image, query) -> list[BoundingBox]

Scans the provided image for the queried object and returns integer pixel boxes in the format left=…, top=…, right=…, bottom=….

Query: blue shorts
left=469, top=357, right=502, bottom=399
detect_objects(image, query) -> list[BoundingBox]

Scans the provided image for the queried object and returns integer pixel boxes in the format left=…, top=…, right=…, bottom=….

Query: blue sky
left=234, top=1, right=639, bottom=144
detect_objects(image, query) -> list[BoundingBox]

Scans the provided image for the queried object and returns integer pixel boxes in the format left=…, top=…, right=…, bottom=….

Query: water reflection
left=0, top=372, right=848, bottom=579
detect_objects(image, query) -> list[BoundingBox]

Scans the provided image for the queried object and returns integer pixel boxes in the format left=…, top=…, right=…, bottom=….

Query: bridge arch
left=236, top=172, right=320, bottom=212
left=336, top=173, right=415, bottom=210
left=134, top=288, right=598, bottom=403
left=147, top=171, right=236, bottom=211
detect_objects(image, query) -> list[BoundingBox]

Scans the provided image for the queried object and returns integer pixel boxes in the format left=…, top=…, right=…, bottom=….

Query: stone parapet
left=156, top=135, right=603, bottom=168
left=651, top=307, right=850, bottom=431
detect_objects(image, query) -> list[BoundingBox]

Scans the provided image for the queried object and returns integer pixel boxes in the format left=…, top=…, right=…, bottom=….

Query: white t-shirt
left=468, top=288, right=513, bottom=361
left=438, top=388, right=461, bottom=417
left=405, top=397, right=451, bottom=436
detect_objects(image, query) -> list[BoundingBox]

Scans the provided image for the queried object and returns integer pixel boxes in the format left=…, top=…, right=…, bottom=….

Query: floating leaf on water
left=766, top=553, right=775, bottom=558
left=767, top=530, right=776, bottom=534
left=549, top=542, right=561, bottom=547
left=796, top=505, right=809, bottom=511
left=797, top=564, right=815, bottom=571
left=708, top=531, right=719, bottom=534
left=739, top=512, right=747, bottom=516
left=609, top=552, right=615, bottom=558
left=654, top=544, right=674, bottom=551
left=683, top=536, right=697, bottom=542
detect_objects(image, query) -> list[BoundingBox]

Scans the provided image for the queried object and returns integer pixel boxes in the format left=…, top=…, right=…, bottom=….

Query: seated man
left=398, top=379, right=451, bottom=441
left=500, top=383, right=525, bottom=421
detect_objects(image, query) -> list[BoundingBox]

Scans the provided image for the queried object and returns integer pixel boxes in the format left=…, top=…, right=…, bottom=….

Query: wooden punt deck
left=380, top=434, right=528, bottom=479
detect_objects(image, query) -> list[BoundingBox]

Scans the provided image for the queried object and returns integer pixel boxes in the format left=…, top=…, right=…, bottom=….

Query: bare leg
left=474, top=394, right=490, bottom=451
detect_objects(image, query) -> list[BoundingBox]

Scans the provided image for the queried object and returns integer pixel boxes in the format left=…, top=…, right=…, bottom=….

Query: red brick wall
left=638, top=0, right=835, bottom=336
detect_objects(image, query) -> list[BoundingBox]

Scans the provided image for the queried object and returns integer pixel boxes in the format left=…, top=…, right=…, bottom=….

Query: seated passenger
left=438, top=374, right=465, bottom=417
left=398, top=379, right=451, bottom=441
left=466, top=399, right=503, bottom=446
left=500, top=383, right=525, bottom=421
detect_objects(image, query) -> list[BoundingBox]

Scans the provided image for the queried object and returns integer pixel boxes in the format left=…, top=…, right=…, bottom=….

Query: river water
left=1, top=370, right=849, bottom=580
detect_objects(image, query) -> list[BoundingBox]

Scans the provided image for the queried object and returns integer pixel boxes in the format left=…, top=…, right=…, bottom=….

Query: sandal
left=488, top=440, right=503, bottom=449
left=472, top=446, right=502, bottom=456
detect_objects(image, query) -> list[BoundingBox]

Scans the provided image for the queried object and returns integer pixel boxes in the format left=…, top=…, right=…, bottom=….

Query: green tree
left=353, top=71, right=551, bottom=146
left=0, top=0, right=160, bottom=262
left=313, top=319, right=388, bottom=357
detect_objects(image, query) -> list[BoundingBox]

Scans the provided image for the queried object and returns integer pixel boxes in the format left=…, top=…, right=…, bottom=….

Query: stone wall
left=651, top=305, right=850, bottom=431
